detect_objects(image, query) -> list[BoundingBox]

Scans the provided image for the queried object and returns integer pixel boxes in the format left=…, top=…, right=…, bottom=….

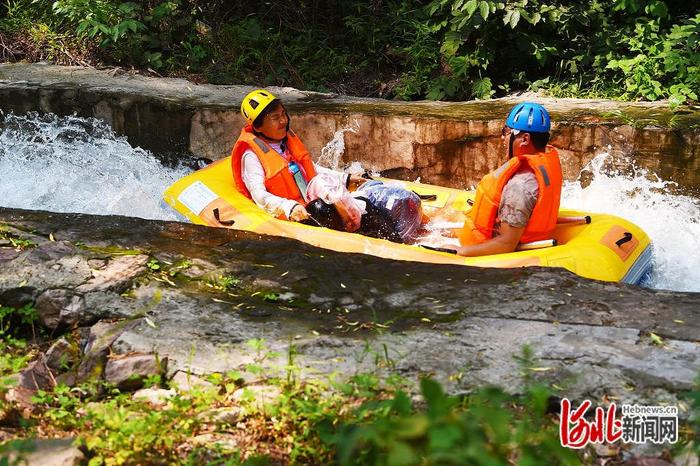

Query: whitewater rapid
left=0, top=112, right=190, bottom=221
left=1, top=112, right=698, bottom=292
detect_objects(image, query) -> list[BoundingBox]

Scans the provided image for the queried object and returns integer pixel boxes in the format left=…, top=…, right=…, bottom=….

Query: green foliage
left=204, top=274, right=241, bottom=293
left=0, top=303, right=37, bottom=335
left=0, top=439, right=35, bottom=466
left=0, top=225, right=36, bottom=250
left=606, top=13, right=700, bottom=101
left=327, top=377, right=578, bottom=466
left=146, top=257, right=160, bottom=271
left=28, top=379, right=223, bottom=465
left=687, top=375, right=700, bottom=457
left=1, top=0, right=697, bottom=101
left=31, top=384, right=85, bottom=429
left=6, top=337, right=700, bottom=465
left=0, top=304, right=39, bottom=384
left=51, top=0, right=146, bottom=46
left=266, top=380, right=339, bottom=464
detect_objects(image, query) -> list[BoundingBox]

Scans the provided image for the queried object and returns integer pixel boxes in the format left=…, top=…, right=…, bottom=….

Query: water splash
left=316, top=120, right=359, bottom=171
left=0, top=112, right=190, bottom=220
left=561, top=151, right=700, bottom=292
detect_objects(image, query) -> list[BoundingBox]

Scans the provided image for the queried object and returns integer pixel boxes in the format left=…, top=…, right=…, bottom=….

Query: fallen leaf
left=340, top=283, right=346, bottom=288
left=673, top=319, right=684, bottom=324
left=49, top=233, right=55, bottom=242
left=145, top=317, right=157, bottom=328
left=649, top=332, right=664, bottom=346
left=529, top=367, right=552, bottom=372
left=211, top=298, right=234, bottom=304
left=421, top=318, right=431, bottom=323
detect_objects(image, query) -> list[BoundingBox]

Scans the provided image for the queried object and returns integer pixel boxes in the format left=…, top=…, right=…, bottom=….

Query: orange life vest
left=231, top=126, right=317, bottom=206
left=458, top=146, right=562, bottom=246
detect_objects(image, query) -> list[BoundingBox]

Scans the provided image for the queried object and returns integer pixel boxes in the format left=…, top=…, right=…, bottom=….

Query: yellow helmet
left=241, top=89, right=278, bottom=125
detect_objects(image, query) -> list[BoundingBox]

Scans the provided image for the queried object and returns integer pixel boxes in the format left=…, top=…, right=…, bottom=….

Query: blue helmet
left=505, top=102, right=551, bottom=133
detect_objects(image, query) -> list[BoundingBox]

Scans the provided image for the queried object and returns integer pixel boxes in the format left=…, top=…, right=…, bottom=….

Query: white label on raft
left=385, top=196, right=396, bottom=210
left=178, top=181, right=218, bottom=215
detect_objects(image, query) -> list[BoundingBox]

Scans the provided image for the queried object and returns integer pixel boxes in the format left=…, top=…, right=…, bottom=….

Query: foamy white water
left=561, top=152, right=700, bottom=292
left=0, top=112, right=190, bottom=220
left=315, top=121, right=359, bottom=170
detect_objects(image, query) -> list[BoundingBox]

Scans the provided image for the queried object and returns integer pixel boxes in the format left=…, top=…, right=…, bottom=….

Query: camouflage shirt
left=494, top=168, right=539, bottom=234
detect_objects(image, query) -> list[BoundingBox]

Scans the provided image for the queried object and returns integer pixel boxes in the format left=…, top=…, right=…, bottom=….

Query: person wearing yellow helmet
left=231, top=89, right=365, bottom=222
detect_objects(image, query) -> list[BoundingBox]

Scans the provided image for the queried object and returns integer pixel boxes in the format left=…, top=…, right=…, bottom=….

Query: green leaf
left=391, top=390, right=413, bottom=416
left=646, top=1, right=668, bottom=18
left=479, top=1, right=490, bottom=20
left=472, top=77, right=494, bottom=99
left=464, top=0, right=478, bottom=19
left=668, top=94, right=685, bottom=110
left=649, top=332, right=665, bottom=346
left=509, top=9, right=520, bottom=28
left=118, top=2, right=139, bottom=14
left=394, top=416, right=429, bottom=439
left=386, top=441, right=415, bottom=466
left=503, top=9, right=512, bottom=26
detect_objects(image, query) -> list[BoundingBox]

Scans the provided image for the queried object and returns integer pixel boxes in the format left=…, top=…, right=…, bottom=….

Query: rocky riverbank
left=2, top=206, right=698, bottom=400
left=2, top=207, right=699, bottom=463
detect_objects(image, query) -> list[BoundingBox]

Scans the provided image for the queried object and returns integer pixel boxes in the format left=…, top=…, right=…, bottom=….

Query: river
left=1, top=111, right=698, bottom=292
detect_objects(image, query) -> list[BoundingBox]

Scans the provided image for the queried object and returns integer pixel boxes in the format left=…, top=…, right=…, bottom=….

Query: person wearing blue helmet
left=456, top=102, right=562, bottom=256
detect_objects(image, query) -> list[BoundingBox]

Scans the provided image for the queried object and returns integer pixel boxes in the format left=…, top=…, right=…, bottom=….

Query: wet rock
left=1, top=208, right=700, bottom=405
left=0, top=248, right=21, bottom=262
left=82, top=292, right=142, bottom=321
left=178, top=258, right=220, bottom=279
left=3, top=386, right=37, bottom=415
left=189, top=433, right=238, bottom=453
left=75, top=320, right=138, bottom=383
left=11, top=437, right=85, bottom=466
left=231, top=384, right=282, bottom=408
left=75, top=254, right=148, bottom=294
left=14, top=360, right=54, bottom=391
left=0, top=244, right=92, bottom=294
left=104, top=354, right=166, bottom=392
left=170, top=371, right=215, bottom=392
left=0, top=286, right=37, bottom=308
left=35, top=289, right=84, bottom=329
left=197, top=406, right=245, bottom=425
left=132, top=387, right=176, bottom=407
left=43, top=338, right=75, bottom=371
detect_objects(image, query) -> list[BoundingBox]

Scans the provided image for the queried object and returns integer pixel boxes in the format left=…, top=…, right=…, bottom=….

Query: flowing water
left=0, top=112, right=190, bottom=220
left=1, top=112, right=698, bottom=292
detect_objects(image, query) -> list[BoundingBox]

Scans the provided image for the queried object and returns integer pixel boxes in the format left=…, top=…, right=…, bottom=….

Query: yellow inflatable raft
left=163, top=157, right=653, bottom=285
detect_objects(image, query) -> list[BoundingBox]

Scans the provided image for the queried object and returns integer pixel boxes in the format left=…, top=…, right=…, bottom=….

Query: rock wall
left=1, top=63, right=699, bottom=189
